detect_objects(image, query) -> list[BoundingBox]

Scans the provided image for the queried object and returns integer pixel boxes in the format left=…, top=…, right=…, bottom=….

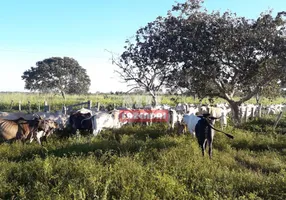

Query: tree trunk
left=61, top=90, right=66, bottom=100
left=255, top=93, right=260, bottom=104
left=151, top=95, right=157, bottom=107
left=150, top=92, right=157, bottom=107
left=228, top=100, right=241, bottom=125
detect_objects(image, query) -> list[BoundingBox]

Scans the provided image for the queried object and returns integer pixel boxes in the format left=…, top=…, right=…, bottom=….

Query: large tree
left=166, top=1, right=286, bottom=122
left=22, top=57, right=91, bottom=99
left=111, top=17, right=180, bottom=106
left=118, top=0, right=286, bottom=122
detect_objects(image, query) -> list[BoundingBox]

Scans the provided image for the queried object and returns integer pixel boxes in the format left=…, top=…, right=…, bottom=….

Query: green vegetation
left=22, top=57, right=91, bottom=99
left=115, top=0, right=286, bottom=122
left=0, top=92, right=285, bottom=113
left=1, top=116, right=286, bottom=199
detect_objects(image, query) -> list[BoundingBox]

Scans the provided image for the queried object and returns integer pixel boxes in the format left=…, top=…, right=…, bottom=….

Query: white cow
left=33, top=111, right=69, bottom=130
left=0, top=111, right=36, bottom=120
left=208, top=106, right=230, bottom=130
left=182, top=113, right=201, bottom=137
left=91, top=110, right=124, bottom=136
left=175, top=103, right=189, bottom=114
left=187, top=105, right=199, bottom=115
left=169, top=109, right=178, bottom=130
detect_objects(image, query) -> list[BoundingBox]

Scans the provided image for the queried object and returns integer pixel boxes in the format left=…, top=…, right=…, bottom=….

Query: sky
left=0, top=0, right=285, bottom=93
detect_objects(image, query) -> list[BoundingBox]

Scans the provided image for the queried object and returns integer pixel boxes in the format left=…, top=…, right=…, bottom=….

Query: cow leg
left=41, top=136, right=47, bottom=143
left=208, top=141, right=213, bottom=159
left=72, top=128, right=77, bottom=135
left=21, top=138, right=26, bottom=145
left=207, top=133, right=214, bottom=159
left=92, top=129, right=99, bottom=136
left=35, top=131, right=44, bottom=145
left=196, top=135, right=204, bottom=157
left=202, top=139, right=207, bottom=157
left=36, top=137, right=42, bottom=145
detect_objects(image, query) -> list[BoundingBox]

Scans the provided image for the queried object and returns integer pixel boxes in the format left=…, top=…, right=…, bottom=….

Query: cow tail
left=205, top=119, right=234, bottom=139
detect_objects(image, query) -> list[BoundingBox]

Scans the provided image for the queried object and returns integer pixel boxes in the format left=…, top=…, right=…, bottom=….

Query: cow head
left=37, top=119, right=59, bottom=137
left=33, top=113, right=43, bottom=120
left=198, top=113, right=219, bottom=127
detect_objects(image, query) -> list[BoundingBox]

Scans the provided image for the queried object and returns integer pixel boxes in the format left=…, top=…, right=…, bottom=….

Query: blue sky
left=0, top=0, right=285, bottom=93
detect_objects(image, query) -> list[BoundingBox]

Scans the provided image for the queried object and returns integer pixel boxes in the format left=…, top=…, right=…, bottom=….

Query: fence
left=6, top=100, right=51, bottom=113
left=62, top=100, right=93, bottom=114
left=4, top=99, right=119, bottom=114
left=62, top=101, right=118, bottom=114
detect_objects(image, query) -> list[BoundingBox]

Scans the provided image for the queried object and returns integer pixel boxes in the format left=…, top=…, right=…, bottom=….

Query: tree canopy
left=115, top=0, right=286, bottom=122
left=22, top=57, right=91, bottom=99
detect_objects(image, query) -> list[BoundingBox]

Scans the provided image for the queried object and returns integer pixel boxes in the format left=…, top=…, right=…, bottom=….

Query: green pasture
left=0, top=115, right=286, bottom=199
left=0, top=92, right=285, bottom=113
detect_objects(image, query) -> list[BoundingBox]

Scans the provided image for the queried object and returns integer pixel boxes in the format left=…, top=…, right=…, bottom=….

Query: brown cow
left=0, top=117, right=41, bottom=143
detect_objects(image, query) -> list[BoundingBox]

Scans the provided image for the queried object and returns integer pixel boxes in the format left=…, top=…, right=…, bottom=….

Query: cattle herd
left=0, top=102, right=284, bottom=158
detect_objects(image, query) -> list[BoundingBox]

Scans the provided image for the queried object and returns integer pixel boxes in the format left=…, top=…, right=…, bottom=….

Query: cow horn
left=33, top=113, right=43, bottom=120
left=81, top=115, right=93, bottom=125
left=209, top=116, right=220, bottom=120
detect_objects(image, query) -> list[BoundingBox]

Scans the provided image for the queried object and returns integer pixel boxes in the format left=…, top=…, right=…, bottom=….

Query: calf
left=29, top=119, right=59, bottom=145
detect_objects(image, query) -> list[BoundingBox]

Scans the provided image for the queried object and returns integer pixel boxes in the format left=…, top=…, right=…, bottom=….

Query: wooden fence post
left=28, top=101, right=31, bottom=113
left=18, top=100, right=21, bottom=111
left=38, top=101, right=41, bottom=112
left=88, top=100, right=92, bottom=109
left=44, top=101, right=50, bottom=112
left=96, top=102, right=100, bottom=111
left=9, top=100, right=14, bottom=110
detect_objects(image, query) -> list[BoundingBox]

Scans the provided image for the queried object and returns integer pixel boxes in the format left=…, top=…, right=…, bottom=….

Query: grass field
left=0, top=116, right=286, bottom=199
left=0, top=93, right=286, bottom=199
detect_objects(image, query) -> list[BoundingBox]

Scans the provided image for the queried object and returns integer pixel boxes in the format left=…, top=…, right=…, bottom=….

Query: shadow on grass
left=238, top=116, right=286, bottom=134
left=232, top=141, right=286, bottom=153
left=234, top=156, right=285, bottom=175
